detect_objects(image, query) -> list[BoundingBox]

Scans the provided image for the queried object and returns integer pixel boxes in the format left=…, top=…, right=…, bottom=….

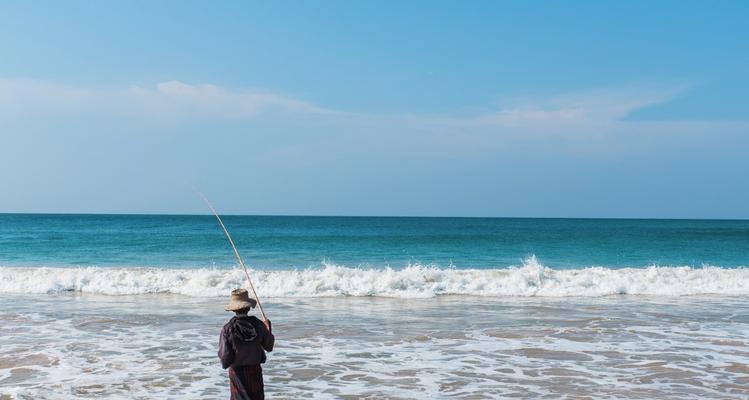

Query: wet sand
left=1, top=294, right=748, bottom=399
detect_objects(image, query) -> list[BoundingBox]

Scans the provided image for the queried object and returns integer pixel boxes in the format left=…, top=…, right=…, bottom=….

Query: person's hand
left=263, top=319, right=272, bottom=332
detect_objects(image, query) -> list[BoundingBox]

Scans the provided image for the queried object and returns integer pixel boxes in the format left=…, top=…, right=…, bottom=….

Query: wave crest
left=1, top=257, right=748, bottom=298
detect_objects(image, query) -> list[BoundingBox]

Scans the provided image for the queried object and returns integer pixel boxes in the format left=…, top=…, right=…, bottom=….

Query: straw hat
left=225, top=288, right=258, bottom=311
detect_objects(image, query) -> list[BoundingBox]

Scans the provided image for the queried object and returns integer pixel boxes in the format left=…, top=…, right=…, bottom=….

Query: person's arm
left=261, top=319, right=275, bottom=352
left=218, top=325, right=235, bottom=369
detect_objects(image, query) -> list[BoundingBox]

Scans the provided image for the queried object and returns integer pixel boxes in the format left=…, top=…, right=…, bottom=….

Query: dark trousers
left=229, top=364, right=264, bottom=400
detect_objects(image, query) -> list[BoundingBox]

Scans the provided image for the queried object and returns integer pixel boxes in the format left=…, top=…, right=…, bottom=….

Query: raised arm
left=261, top=319, right=275, bottom=352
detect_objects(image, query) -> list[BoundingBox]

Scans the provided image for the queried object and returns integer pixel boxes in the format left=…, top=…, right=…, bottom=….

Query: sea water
left=1, top=214, right=748, bottom=398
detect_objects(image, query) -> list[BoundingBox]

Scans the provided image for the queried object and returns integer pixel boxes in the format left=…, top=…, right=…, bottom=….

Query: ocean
left=1, top=214, right=748, bottom=398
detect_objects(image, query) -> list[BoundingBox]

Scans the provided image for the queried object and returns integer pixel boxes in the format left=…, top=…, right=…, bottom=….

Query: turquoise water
left=5, top=215, right=748, bottom=398
left=1, top=214, right=747, bottom=269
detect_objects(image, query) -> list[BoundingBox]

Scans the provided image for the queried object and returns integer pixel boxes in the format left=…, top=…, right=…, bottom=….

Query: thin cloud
left=3, top=78, right=740, bottom=156
left=375, top=84, right=705, bottom=154
left=415, top=84, right=691, bottom=129
left=0, top=78, right=334, bottom=121
left=130, top=80, right=333, bottom=118
left=0, top=78, right=689, bottom=126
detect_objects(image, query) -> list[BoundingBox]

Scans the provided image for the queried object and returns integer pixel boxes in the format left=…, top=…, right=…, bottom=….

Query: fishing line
left=197, top=191, right=268, bottom=321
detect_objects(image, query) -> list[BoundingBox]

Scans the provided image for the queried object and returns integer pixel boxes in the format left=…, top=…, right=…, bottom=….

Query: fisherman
left=219, top=288, right=274, bottom=400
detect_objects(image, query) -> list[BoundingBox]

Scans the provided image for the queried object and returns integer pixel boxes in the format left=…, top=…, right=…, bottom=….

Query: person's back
left=219, top=289, right=274, bottom=400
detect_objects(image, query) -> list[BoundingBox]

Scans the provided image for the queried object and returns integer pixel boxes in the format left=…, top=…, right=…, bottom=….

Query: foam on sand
left=1, top=257, right=748, bottom=298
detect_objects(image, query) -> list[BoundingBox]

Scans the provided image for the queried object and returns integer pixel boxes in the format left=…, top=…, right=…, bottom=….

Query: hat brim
left=225, top=299, right=257, bottom=311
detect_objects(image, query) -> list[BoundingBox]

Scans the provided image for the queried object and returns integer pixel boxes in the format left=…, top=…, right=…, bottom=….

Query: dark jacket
left=218, top=315, right=274, bottom=369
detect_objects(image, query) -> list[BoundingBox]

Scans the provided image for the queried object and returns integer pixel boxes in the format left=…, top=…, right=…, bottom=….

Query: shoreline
left=2, top=293, right=748, bottom=399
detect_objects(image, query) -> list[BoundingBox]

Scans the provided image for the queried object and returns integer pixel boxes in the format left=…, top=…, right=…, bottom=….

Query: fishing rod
left=198, top=191, right=268, bottom=322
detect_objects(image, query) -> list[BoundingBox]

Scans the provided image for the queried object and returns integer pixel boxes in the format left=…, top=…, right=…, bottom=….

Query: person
left=219, top=288, right=274, bottom=400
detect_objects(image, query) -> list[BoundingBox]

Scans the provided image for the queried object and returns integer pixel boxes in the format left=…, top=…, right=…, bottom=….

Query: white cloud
left=414, top=84, right=690, bottom=129
left=1, top=78, right=742, bottom=158
left=1, top=78, right=685, bottom=126
left=363, top=84, right=710, bottom=158
left=0, top=78, right=333, bottom=121
left=1, top=78, right=746, bottom=216
left=133, top=80, right=332, bottom=117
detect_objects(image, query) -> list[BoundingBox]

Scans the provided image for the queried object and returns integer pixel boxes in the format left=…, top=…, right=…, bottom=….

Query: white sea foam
left=3, top=294, right=749, bottom=398
left=1, top=257, right=748, bottom=298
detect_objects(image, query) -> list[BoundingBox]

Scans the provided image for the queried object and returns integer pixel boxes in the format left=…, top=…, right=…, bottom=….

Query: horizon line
left=0, top=211, right=746, bottom=222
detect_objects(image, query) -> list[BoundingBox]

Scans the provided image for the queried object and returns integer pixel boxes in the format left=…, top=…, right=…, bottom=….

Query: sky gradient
left=1, top=1, right=748, bottom=218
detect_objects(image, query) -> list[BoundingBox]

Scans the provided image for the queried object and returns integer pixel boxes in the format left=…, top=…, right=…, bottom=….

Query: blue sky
left=1, top=1, right=747, bottom=218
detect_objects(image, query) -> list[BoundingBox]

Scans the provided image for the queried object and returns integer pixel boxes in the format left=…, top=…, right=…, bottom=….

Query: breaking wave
left=1, top=257, right=748, bottom=298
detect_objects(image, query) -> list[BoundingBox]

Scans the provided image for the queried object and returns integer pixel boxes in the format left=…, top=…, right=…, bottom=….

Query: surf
left=2, top=257, right=748, bottom=298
